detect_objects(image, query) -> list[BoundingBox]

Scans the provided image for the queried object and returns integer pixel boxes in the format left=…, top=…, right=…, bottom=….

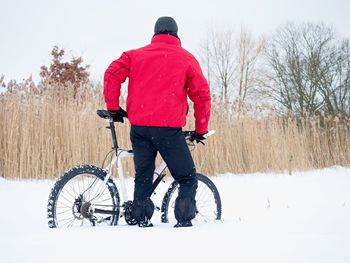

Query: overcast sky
left=1, top=0, right=349, bottom=82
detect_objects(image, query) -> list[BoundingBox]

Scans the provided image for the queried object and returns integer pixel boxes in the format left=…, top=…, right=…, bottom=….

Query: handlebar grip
left=203, top=130, right=215, bottom=139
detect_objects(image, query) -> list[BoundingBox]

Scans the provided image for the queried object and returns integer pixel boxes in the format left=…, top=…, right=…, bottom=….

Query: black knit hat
left=154, top=16, right=178, bottom=37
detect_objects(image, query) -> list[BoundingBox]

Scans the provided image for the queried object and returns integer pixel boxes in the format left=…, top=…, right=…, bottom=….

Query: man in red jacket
left=103, top=16, right=211, bottom=227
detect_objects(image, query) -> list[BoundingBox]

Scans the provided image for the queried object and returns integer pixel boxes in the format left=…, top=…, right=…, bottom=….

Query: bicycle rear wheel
left=161, top=173, right=222, bottom=224
left=47, top=165, right=120, bottom=228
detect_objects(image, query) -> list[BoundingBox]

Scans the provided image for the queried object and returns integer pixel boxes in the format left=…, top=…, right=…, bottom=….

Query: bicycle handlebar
left=182, top=130, right=215, bottom=140
left=203, top=130, right=216, bottom=138
left=97, top=110, right=214, bottom=148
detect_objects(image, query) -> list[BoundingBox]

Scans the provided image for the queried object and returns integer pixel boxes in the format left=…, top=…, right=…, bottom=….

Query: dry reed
left=0, top=85, right=349, bottom=179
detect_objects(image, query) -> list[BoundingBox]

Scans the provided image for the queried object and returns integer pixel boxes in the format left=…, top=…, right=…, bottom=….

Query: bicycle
left=47, top=110, right=222, bottom=228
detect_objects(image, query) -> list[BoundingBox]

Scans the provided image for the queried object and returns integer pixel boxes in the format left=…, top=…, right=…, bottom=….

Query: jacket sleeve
left=186, top=57, right=211, bottom=134
left=103, top=52, right=130, bottom=110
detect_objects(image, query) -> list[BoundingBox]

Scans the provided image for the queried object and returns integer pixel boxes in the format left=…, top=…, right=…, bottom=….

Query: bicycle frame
left=96, top=110, right=214, bottom=207
left=102, top=118, right=168, bottom=205
left=102, top=149, right=166, bottom=203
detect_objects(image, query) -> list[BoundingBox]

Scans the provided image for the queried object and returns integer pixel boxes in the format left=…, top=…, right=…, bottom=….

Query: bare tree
left=317, top=39, right=350, bottom=116
left=266, top=22, right=350, bottom=117
left=200, top=27, right=266, bottom=106
left=200, top=28, right=236, bottom=101
left=235, top=28, right=266, bottom=102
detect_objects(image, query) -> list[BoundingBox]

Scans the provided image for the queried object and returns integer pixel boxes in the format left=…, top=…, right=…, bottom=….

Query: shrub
left=40, top=46, right=90, bottom=98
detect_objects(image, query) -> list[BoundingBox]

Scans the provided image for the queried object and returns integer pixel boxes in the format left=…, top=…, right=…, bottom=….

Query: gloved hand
left=189, top=131, right=207, bottom=144
left=109, top=108, right=128, bottom=123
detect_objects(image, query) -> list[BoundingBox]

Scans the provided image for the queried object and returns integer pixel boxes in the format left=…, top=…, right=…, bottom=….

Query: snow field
left=0, top=166, right=349, bottom=263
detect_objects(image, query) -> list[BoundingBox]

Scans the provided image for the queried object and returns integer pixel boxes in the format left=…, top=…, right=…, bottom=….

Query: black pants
left=130, top=126, right=197, bottom=221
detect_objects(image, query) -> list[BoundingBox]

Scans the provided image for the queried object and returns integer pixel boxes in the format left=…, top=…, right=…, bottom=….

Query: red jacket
left=103, top=34, right=211, bottom=134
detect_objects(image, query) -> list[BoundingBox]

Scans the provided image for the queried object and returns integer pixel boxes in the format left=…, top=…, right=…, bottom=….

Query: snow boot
left=138, top=218, right=153, bottom=228
left=174, top=220, right=193, bottom=228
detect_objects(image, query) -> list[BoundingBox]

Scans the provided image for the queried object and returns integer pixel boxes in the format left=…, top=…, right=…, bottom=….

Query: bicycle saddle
left=96, top=109, right=112, bottom=119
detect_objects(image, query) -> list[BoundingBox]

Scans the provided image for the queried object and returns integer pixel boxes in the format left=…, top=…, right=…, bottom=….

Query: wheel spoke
left=49, top=167, right=119, bottom=228
left=59, top=192, right=74, bottom=205
left=61, top=187, right=76, bottom=200
left=57, top=216, right=75, bottom=223
left=56, top=208, right=72, bottom=216
left=164, top=175, right=221, bottom=224
left=95, top=197, right=113, bottom=204
left=67, top=180, right=78, bottom=198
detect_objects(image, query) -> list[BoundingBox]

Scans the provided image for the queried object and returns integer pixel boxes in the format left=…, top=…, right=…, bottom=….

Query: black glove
left=189, top=131, right=207, bottom=144
left=109, top=108, right=128, bottom=123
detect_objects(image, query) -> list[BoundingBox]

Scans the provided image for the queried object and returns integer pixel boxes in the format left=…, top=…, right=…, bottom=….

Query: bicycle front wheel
left=47, top=165, right=120, bottom=228
left=161, top=173, right=222, bottom=224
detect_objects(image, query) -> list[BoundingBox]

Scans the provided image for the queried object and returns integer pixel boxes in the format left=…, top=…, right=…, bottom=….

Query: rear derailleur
left=73, top=195, right=109, bottom=226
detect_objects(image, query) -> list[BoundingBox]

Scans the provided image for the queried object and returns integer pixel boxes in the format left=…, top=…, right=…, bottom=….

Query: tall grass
left=0, top=85, right=349, bottom=179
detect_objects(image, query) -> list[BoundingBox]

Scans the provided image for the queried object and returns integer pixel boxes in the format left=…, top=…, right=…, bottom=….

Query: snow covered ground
left=0, top=166, right=349, bottom=263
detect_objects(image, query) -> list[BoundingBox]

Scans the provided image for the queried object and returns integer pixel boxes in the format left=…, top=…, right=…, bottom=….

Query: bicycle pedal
left=155, top=206, right=160, bottom=211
